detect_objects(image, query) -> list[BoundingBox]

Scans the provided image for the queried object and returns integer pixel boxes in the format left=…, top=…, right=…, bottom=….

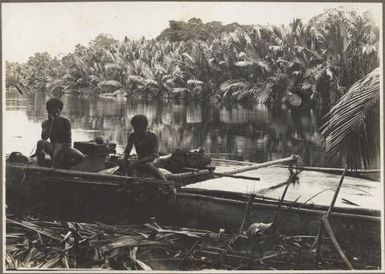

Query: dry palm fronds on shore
left=5, top=215, right=379, bottom=271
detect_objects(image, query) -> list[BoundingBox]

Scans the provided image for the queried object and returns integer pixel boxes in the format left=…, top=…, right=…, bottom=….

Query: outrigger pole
left=218, top=155, right=299, bottom=175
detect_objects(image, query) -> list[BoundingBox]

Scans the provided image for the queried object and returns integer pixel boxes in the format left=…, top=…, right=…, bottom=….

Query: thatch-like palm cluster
left=6, top=7, right=379, bottom=106
left=320, top=68, right=380, bottom=169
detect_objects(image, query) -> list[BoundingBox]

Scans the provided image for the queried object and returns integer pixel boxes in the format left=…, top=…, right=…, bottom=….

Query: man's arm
left=41, top=119, right=53, bottom=140
left=63, top=118, right=72, bottom=144
left=134, top=155, right=156, bottom=165
left=132, top=132, right=159, bottom=165
left=124, top=133, right=134, bottom=161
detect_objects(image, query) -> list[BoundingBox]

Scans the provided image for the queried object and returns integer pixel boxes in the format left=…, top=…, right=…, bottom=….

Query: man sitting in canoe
left=35, top=98, right=85, bottom=168
left=119, top=115, right=168, bottom=182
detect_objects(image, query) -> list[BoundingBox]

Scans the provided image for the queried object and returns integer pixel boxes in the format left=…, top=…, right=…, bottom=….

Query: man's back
left=128, top=130, right=159, bottom=159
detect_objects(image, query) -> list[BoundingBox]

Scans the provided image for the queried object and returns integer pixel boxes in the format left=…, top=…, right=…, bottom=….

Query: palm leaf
left=172, top=87, right=190, bottom=95
left=88, top=74, right=101, bottom=83
left=104, top=63, right=120, bottom=70
left=98, top=80, right=123, bottom=88
left=253, top=81, right=274, bottom=104
left=140, top=62, right=155, bottom=80
left=45, top=79, right=64, bottom=94
left=219, top=80, right=249, bottom=101
left=127, top=75, right=147, bottom=86
left=219, top=80, right=246, bottom=94
left=233, top=61, right=256, bottom=68
left=187, top=79, right=203, bottom=86
left=320, top=67, right=380, bottom=169
left=182, top=52, right=196, bottom=66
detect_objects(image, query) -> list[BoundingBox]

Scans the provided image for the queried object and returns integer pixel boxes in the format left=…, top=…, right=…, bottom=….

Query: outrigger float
left=6, top=141, right=381, bottom=247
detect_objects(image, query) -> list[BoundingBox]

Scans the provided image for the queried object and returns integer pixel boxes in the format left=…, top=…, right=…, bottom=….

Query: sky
left=2, top=1, right=382, bottom=63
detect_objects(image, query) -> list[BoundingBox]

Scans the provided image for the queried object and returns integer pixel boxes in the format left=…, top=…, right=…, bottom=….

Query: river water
left=4, top=90, right=370, bottom=168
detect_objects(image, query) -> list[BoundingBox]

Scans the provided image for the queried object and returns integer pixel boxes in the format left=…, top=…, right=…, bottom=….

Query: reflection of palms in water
left=10, top=92, right=349, bottom=167
left=82, top=105, right=320, bottom=165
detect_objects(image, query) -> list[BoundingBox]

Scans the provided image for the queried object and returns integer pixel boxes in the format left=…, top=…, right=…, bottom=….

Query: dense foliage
left=6, top=7, right=379, bottom=106
left=320, top=67, right=380, bottom=169
left=6, top=8, right=379, bottom=105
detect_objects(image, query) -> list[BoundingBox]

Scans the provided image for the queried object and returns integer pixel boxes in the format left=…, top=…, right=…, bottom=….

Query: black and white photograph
left=2, top=1, right=383, bottom=271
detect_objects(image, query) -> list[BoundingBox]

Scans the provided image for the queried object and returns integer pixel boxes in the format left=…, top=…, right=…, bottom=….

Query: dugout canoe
left=167, top=161, right=382, bottom=245
left=5, top=160, right=381, bottom=245
left=170, top=188, right=381, bottom=245
left=5, top=159, right=215, bottom=225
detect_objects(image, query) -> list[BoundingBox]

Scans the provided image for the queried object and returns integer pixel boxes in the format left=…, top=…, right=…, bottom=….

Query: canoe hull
left=6, top=163, right=381, bottom=246
left=166, top=190, right=381, bottom=246
left=6, top=163, right=174, bottom=223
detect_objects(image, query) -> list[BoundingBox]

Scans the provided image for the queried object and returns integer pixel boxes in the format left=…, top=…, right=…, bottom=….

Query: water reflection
left=5, top=90, right=356, bottom=168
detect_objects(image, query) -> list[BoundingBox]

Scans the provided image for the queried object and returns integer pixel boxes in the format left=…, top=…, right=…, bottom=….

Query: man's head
left=131, top=115, right=148, bottom=135
left=46, top=98, right=63, bottom=118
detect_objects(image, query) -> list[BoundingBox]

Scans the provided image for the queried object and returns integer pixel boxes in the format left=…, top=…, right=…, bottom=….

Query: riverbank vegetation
left=6, top=7, right=379, bottom=107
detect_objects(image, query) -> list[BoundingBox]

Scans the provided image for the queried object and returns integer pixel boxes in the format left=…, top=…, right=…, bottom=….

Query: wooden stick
left=10, top=164, right=164, bottom=183
left=220, top=156, right=297, bottom=175
left=183, top=167, right=260, bottom=181
left=213, top=173, right=260, bottom=181
left=8, top=163, right=210, bottom=187
left=326, top=167, right=347, bottom=219
left=257, top=181, right=288, bottom=195
left=167, top=169, right=212, bottom=180
left=322, top=216, right=354, bottom=270
left=276, top=165, right=380, bottom=175
left=312, top=221, right=324, bottom=268
left=178, top=239, right=202, bottom=270
left=239, top=194, right=256, bottom=233
left=211, top=158, right=254, bottom=166
left=271, top=172, right=297, bottom=230
left=312, top=167, right=348, bottom=268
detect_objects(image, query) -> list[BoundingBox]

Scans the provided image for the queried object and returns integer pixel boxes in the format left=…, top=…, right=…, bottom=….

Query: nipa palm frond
left=139, top=62, right=155, bottom=80
left=98, top=80, right=123, bottom=88
left=219, top=80, right=249, bottom=100
left=182, top=52, right=196, bottom=67
left=45, top=79, right=64, bottom=94
left=253, top=81, right=275, bottom=104
left=127, top=75, right=147, bottom=86
left=320, top=67, right=380, bottom=169
left=104, top=63, right=120, bottom=70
